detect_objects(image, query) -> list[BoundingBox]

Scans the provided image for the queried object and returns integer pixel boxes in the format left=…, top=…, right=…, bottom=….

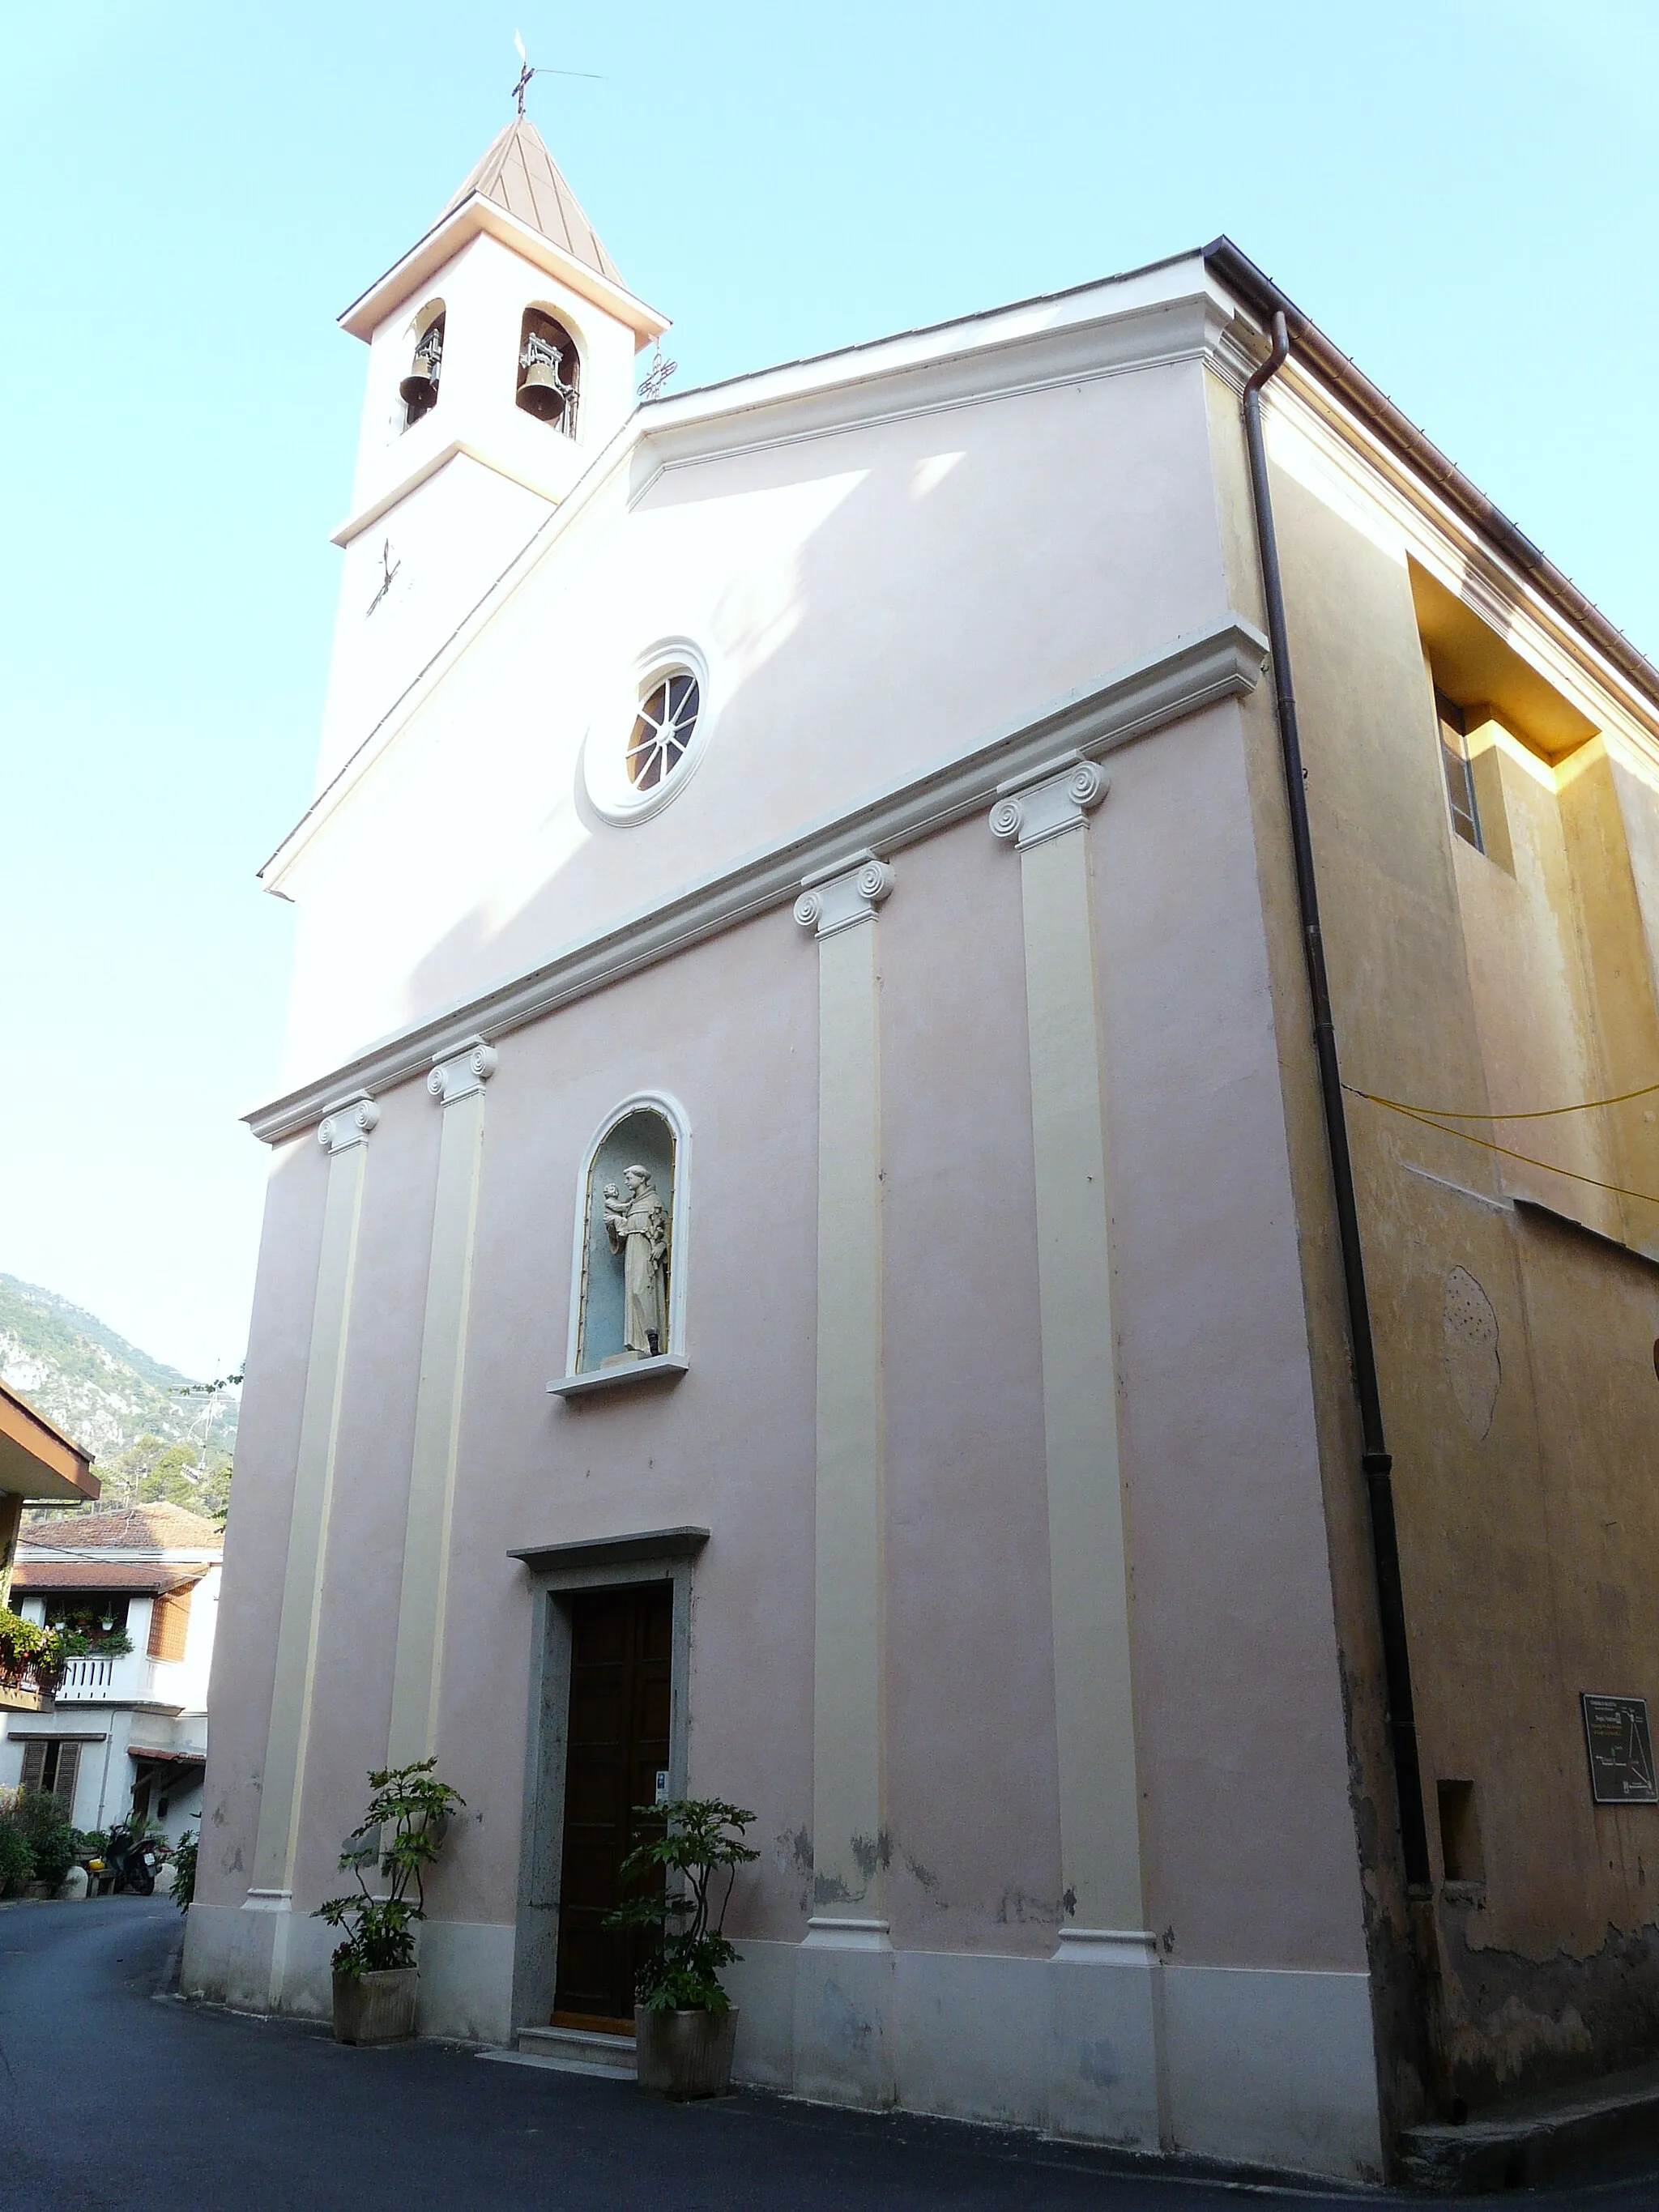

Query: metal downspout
left=1241, top=313, right=1434, bottom=1892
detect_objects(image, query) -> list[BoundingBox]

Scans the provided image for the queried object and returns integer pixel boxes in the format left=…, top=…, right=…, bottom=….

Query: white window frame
left=582, top=639, right=714, bottom=827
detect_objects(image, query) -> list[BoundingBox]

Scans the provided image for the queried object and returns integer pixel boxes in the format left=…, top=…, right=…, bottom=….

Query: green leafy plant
left=313, top=1758, right=464, bottom=1977
left=170, top=1829, right=198, bottom=1911
left=0, top=1798, right=32, bottom=1897
left=603, top=1796, right=757, bottom=2015
left=0, top=1610, right=67, bottom=1698
left=54, top=1629, right=134, bottom=1658
left=2, top=1789, right=79, bottom=1888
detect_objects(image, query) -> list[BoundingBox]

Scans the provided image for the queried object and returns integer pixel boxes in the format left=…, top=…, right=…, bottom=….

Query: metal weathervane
left=512, top=29, right=604, bottom=116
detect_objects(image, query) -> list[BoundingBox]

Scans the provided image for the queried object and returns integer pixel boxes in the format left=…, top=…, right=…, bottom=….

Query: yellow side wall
left=1217, top=369, right=1659, bottom=2114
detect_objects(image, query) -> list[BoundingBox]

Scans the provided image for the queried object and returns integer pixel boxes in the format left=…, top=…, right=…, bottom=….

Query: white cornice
left=327, top=441, right=563, bottom=549
left=629, top=288, right=1233, bottom=500
left=339, top=195, right=667, bottom=347
left=245, top=613, right=1267, bottom=1144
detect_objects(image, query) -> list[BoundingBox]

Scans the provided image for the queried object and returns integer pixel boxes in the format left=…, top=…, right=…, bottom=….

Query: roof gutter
left=1204, top=237, right=1659, bottom=720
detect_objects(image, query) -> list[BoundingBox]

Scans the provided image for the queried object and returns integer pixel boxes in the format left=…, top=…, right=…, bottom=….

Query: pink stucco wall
left=207, top=329, right=1368, bottom=2005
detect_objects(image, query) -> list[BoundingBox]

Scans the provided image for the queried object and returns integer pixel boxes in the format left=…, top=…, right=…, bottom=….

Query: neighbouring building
left=183, top=101, right=1659, bottom=2183
left=1, top=1379, right=100, bottom=1698
left=2, top=1503, right=223, bottom=1843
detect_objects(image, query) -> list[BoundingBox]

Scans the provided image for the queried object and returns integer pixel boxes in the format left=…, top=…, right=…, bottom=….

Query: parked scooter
left=98, top=1822, right=164, bottom=1896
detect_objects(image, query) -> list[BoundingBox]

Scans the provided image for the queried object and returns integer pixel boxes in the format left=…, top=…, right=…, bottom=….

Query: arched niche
left=569, top=1094, right=689, bottom=1375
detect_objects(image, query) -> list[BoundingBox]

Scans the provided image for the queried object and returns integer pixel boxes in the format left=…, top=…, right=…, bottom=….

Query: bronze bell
left=518, top=356, right=569, bottom=423
left=400, top=367, right=439, bottom=417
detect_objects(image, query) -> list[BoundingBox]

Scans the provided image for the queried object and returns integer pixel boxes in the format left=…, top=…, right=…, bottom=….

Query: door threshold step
left=480, top=2047, right=636, bottom=2081
left=501, top=2023, right=638, bottom=2079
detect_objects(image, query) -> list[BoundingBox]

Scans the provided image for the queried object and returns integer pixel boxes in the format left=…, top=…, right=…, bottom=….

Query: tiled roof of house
left=440, top=116, right=622, bottom=284
left=10, top=1559, right=204, bottom=1593
left=19, top=1502, right=223, bottom=1552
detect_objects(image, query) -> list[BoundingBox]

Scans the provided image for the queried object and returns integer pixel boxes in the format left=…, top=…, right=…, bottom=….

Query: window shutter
left=147, top=1583, right=196, bottom=1663
left=19, top=1739, right=45, bottom=1794
left=53, top=1741, right=80, bottom=1815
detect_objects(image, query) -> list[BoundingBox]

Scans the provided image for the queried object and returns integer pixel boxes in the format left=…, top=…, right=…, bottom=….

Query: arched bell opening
left=516, top=308, right=581, bottom=437
left=400, top=307, right=445, bottom=429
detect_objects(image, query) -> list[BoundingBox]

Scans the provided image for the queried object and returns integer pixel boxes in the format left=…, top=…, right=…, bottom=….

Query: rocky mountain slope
left=0, top=1273, right=237, bottom=1465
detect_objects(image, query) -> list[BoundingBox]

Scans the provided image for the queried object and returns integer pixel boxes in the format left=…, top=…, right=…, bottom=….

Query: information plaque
left=1581, top=1693, right=1658, bottom=1805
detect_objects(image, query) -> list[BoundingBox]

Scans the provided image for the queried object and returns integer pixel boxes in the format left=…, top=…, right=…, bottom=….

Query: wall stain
left=902, top=1852, right=949, bottom=1908
left=1438, top=1908, right=1659, bottom=2109
left=996, top=1886, right=1061, bottom=1928
left=1077, top=2037, right=1120, bottom=2089
left=1444, top=1266, right=1501, bottom=1438
left=851, top=1831, right=892, bottom=1882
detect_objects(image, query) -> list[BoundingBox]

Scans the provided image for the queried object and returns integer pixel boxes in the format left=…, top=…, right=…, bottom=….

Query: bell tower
left=313, top=106, right=667, bottom=790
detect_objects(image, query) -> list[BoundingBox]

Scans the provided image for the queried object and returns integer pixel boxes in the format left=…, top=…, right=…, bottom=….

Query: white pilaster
left=992, top=757, right=1165, bottom=2146
left=242, top=1091, right=378, bottom=2005
left=386, top=1037, right=497, bottom=1767
left=792, top=850, right=896, bottom=2105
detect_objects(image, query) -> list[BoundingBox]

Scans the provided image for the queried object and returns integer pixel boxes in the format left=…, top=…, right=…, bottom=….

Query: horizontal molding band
left=245, top=612, right=1267, bottom=1144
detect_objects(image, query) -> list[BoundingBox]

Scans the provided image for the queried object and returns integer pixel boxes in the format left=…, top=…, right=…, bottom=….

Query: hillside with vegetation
left=0, top=1273, right=236, bottom=1521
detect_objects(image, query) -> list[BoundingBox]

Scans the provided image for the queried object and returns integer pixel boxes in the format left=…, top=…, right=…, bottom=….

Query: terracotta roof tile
left=11, top=1560, right=205, bottom=1594
left=19, top=1502, right=223, bottom=1551
left=441, top=117, right=621, bottom=285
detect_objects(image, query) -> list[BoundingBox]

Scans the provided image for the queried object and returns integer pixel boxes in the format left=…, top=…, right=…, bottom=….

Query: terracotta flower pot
left=332, top=1965, right=418, bottom=2045
left=633, top=2003, right=738, bottom=2098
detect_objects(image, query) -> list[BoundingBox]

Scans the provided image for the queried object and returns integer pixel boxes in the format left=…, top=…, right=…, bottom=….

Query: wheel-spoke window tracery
left=625, top=672, right=701, bottom=793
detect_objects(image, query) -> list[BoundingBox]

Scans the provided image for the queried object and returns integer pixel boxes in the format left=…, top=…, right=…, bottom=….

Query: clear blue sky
left=2, top=0, right=1653, bottom=1381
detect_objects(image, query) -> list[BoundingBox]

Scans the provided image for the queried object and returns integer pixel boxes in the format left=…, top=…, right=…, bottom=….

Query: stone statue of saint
left=603, top=1166, right=669, bottom=1358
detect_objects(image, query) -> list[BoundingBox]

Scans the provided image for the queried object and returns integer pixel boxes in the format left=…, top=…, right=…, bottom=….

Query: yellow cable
left=1350, top=1077, right=1659, bottom=1123
left=1346, top=1087, right=1659, bottom=1208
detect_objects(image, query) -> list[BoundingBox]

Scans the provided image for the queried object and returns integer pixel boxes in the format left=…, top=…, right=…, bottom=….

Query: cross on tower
left=510, top=30, right=603, bottom=113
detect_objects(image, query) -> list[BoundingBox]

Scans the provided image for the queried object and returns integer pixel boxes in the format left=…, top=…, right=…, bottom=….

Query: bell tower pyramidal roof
left=440, top=116, right=622, bottom=287
left=338, top=108, right=665, bottom=348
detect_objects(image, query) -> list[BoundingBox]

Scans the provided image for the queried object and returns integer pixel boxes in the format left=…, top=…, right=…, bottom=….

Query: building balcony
left=50, top=1653, right=187, bottom=1711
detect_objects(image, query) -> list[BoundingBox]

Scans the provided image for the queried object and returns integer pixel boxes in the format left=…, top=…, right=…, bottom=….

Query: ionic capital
left=794, top=850, right=894, bottom=940
left=428, top=1035, right=499, bottom=1106
left=317, top=1093, right=379, bottom=1153
left=989, top=754, right=1107, bottom=852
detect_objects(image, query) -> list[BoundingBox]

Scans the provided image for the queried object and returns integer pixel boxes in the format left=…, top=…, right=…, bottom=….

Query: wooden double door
left=552, top=1582, right=672, bottom=2026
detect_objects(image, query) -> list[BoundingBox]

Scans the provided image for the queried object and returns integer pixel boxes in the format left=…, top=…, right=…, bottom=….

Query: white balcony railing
left=52, top=1652, right=186, bottom=1706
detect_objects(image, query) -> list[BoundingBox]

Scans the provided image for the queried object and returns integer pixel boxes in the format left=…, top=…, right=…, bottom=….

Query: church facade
left=184, top=112, right=1659, bottom=2184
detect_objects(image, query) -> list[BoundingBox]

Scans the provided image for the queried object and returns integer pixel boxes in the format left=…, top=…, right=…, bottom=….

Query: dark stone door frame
left=507, top=1527, right=706, bottom=2038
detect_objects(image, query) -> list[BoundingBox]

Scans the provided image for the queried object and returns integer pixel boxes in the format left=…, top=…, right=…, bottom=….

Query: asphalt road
left=1, top=1895, right=1656, bottom=2211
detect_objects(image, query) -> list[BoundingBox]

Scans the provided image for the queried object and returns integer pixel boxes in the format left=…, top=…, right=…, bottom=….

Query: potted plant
left=0, top=1610, right=66, bottom=1701
left=314, top=1758, right=463, bottom=2046
left=604, top=1796, right=757, bottom=2099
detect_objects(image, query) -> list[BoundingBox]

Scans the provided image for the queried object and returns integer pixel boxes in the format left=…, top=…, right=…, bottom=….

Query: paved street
left=0, top=1896, right=1654, bottom=2211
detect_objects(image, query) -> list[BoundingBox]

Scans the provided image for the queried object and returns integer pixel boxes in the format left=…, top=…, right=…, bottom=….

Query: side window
left=517, top=309, right=580, bottom=436
left=574, top=1102, right=683, bottom=1373
left=1436, top=687, right=1484, bottom=853
left=400, top=307, right=446, bottom=429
